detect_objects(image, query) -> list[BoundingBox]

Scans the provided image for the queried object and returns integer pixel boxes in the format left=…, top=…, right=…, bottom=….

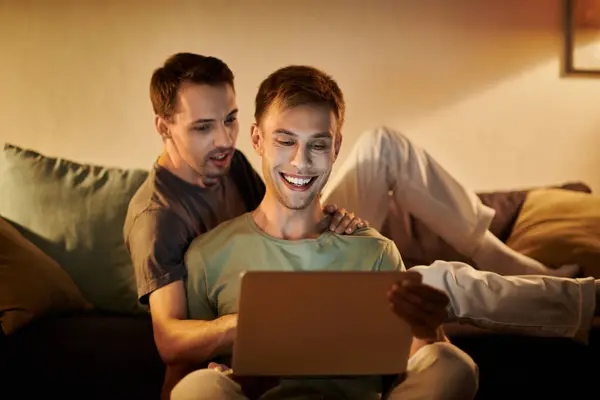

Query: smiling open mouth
left=280, top=173, right=317, bottom=190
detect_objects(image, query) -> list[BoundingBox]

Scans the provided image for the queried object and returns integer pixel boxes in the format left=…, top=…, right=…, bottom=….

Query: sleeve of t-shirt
left=125, top=209, right=189, bottom=304
left=377, top=240, right=407, bottom=272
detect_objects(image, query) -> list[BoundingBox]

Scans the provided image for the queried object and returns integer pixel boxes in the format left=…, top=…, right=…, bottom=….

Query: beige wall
left=1, top=0, right=599, bottom=193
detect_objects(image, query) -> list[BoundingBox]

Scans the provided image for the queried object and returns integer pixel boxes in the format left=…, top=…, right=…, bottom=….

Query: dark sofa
left=1, top=182, right=597, bottom=400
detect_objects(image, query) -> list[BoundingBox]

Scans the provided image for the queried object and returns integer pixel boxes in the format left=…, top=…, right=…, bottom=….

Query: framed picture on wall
left=564, top=0, right=600, bottom=75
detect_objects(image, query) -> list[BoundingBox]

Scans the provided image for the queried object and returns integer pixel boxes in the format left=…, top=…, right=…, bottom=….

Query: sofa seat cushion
left=0, top=143, right=148, bottom=314
left=447, top=326, right=599, bottom=399
left=1, top=312, right=165, bottom=399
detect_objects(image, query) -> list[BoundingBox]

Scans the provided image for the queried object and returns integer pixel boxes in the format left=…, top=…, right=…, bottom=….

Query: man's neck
left=252, top=194, right=324, bottom=240
left=157, top=151, right=217, bottom=188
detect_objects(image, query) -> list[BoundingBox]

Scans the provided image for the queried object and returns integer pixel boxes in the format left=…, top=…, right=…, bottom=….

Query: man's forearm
left=155, top=314, right=236, bottom=365
left=413, top=261, right=597, bottom=343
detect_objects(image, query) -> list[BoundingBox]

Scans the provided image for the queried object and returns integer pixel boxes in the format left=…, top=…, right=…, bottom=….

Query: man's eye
left=277, top=140, right=295, bottom=146
left=311, top=142, right=329, bottom=151
left=225, top=117, right=237, bottom=125
left=193, top=125, right=211, bottom=132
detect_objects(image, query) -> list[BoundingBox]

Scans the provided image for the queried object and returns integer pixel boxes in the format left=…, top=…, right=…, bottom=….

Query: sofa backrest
left=0, top=143, right=149, bottom=315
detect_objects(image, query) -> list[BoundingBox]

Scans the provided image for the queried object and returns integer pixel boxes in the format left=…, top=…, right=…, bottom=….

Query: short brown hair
left=254, top=65, right=345, bottom=133
left=150, top=53, right=234, bottom=119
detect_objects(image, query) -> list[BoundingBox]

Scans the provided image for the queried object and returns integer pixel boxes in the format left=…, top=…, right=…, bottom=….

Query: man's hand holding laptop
left=387, top=271, right=450, bottom=343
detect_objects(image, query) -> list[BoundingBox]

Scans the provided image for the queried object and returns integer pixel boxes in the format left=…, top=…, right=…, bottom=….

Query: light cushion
left=0, top=216, right=92, bottom=335
left=506, top=188, right=600, bottom=278
left=0, top=143, right=149, bottom=314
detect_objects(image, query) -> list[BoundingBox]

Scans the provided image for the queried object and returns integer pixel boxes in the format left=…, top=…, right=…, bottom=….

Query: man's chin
left=283, top=203, right=311, bottom=211
left=281, top=194, right=319, bottom=211
left=195, top=168, right=228, bottom=187
left=205, top=165, right=231, bottom=178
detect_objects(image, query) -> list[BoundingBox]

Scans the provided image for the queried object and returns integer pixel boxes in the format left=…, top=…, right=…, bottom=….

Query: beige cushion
left=506, top=188, right=600, bottom=278
left=0, top=217, right=92, bottom=335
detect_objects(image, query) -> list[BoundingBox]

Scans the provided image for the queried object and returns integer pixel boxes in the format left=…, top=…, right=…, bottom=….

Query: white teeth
left=213, top=153, right=226, bottom=160
left=283, top=174, right=313, bottom=186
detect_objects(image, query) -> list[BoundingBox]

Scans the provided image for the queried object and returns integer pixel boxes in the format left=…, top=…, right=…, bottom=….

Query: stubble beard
left=194, top=157, right=232, bottom=182
left=275, top=186, right=318, bottom=210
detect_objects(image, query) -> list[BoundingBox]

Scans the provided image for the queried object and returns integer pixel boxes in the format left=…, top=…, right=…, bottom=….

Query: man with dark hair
left=169, top=65, right=597, bottom=400
left=150, top=53, right=236, bottom=122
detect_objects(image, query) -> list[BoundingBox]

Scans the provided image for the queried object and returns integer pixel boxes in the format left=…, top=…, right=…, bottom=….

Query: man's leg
left=170, top=369, right=248, bottom=400
left=321, top=126, right=578, bottom=277
left=412, top=261, right=597, bottom=342
left=384, top=342, right=479, bottom=400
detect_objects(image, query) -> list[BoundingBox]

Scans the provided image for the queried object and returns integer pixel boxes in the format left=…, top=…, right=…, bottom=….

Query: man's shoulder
left=124, top=173, right=184, bottom=245
left=124, top=165, right=195, bottom=235
left=125, top=168, right=170, bottom=220
left=125, top=171, right=159, bottom=233
left=347, top=226, right=395, bottom=247
left=345, top=227, right=403, bottom=271
left=340, top=227, right=399, bottom=258
left=187, top=212, right=252, bottom=254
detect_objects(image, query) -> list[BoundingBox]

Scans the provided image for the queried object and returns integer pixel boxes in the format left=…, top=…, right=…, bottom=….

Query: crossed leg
left=384, top=342, right=479, bottom=400
left=321, top=126, right=579, bottom=277
left=170, top=344, right=479, bottom=400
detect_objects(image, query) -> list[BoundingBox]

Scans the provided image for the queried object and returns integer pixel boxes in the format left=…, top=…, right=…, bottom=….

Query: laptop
left=232, top=270, right=413, bottom=377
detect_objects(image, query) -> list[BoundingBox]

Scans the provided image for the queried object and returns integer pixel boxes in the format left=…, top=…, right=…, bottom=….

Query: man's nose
left=213, top=123, right=234, bottom=148
left=290, top=146, right=312, bottom=170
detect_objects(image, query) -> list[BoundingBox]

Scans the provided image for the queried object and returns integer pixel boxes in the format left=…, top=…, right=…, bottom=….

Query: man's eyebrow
left=191, top=118, right=214, bottom=124
left=190, top=109, right=239, bottom=125
left=274, top=129, right=332, bottom=139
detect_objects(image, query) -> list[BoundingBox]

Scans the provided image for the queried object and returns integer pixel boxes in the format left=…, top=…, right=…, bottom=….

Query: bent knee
left=171, top=369, right=243, bottom=400
left=356, top=125, right=407, bottom=147
left=427, top=342, right=479, bottom=399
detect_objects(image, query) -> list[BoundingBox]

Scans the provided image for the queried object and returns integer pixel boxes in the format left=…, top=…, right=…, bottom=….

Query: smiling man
left=172, top=65, right=479, bottom=400
left=170, top=64, right=599, bottom=400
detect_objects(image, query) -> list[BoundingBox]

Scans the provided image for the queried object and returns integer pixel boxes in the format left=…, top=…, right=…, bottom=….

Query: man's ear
left=334, top=133, right=343, bottom=160
left=250, top=123, right=263, bottom=155
left=155, top=116, right=171, bottom=140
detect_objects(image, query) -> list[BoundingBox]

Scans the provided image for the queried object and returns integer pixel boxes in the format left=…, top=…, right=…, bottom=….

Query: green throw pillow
left=0, top=143, right=148, bottom=314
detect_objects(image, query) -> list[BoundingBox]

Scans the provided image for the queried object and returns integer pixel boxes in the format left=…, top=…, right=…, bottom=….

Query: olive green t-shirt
left=184, top=212, right=406, bottom=399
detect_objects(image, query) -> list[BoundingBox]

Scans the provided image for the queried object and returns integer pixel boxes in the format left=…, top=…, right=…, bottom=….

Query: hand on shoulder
left=321, top=203, right=368, bottom=234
